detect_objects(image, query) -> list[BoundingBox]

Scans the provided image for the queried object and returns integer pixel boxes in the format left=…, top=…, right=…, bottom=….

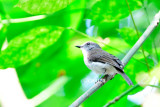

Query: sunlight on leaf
left=136, top=63, right=160, bottom=86
left=136, top=72, right=151, bottom=86
left=0, top=26, right=64, bottom=68
left=16, top=0, right=75, bottom=14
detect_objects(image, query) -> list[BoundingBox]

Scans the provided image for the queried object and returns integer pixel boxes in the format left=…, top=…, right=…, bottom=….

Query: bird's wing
left=89, top=49, right=124, bottom=73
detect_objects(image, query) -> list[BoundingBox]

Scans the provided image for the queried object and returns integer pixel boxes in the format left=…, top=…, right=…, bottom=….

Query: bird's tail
left=119, top=72, right=133, bottom=86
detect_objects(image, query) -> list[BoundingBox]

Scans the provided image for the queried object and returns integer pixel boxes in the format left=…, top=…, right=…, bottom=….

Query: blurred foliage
left=117, top=27, right=141, bottom=46
left=117, top=27, right=152, bottom=53
left=87, top=0, right=142, bottom=24
left=0, top=26, right=64, bottom=68
left=17, top=0, right=75, bottom=15
left=0, top=0, right=160, bottom=107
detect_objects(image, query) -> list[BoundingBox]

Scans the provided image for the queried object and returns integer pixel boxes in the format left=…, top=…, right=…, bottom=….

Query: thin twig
left=70, top=11, right=160, bottom=107
left=152, top=39, right=159, bottom=61
left=103, top=84, right=139, bottom=107
left=149, top=85, right=160, bottom=88
left=125, top=0, right=150, bottom=70
left=103, top=84, right=160, bottom=107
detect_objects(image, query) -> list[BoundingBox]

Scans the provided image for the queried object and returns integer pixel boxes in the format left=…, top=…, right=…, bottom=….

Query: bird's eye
left=86, top=43, right=90, bottom=45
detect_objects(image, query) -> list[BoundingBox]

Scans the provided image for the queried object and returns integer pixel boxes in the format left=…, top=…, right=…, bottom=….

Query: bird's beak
left=75, top=45, right=82, bottom=48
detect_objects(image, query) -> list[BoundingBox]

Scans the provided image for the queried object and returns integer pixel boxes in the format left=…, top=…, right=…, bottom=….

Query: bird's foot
left=95, top=78, right=105, bottom=84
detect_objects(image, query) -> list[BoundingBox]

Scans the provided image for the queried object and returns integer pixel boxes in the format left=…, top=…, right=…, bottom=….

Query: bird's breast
left=86, top=61, right=118, bottom=75
left=83, top=57, right=90, bottom=68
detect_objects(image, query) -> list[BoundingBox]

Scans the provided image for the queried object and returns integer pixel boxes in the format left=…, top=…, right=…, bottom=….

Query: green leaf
left=16, top=0, right=75, bottom=15
left=0, top=25, right=7, bottom=51
left=16, top=0, right=85, bottom=102
left=88, top=0, right=142, bottom=24
left=0, top=26, right=64, bottom=68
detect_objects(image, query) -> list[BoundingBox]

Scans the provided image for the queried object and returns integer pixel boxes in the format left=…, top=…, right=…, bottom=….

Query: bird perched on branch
left=76, top=41, right=133, bottom=85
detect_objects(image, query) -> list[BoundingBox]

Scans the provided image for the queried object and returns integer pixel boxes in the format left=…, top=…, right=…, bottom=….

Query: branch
left=149, top=85, right=160, bottom=88
left=104, top=79, right=160, bottom=107
left=125, top=0, right=150, bottom=70
left=122, top=11, right=160, bottom=66
left=70, top=75, right=113, bottom=107
left=140, top=0, right=159, bottom=62
left=103, top=84, right=139, bottom=107
left=69, top=11, right=160, bottom=107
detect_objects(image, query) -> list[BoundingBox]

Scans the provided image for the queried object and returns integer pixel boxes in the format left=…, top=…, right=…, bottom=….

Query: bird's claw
left=95, top=78, right=105, bottom=84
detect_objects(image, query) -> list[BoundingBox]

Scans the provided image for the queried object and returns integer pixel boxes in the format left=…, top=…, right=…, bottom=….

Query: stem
left=69, top=75, right=113, bottom=107
left=149, top=85, right=160, bottom=88
left=70, top=11, right=160, bottom=107
left=103, top=84, right=139, bottom=107
left=152, top=39, right=159, bottom=61
left=2, top=15, right=47, bottom=24
left=125, top=0, right=150, bottom=70
left=104, top=84, right=160, bottom=107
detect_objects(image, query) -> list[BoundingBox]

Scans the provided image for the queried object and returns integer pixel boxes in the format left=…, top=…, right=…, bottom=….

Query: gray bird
left=76, top=41, right=133, bottom=85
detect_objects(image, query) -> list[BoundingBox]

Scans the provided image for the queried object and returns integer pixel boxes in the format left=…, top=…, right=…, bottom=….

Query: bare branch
left=125, top=0, right=150, bottom=70
left=122, top=11, right=160, bottom=66
left=103, top=84, right=139, bottom=107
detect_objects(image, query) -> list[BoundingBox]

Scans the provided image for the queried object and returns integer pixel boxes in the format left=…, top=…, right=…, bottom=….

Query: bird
left=76, top=41, right=133, bottom=85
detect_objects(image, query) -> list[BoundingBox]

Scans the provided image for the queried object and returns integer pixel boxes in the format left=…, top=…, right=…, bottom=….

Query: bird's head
left=76, top=42, right=101, bottom=51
